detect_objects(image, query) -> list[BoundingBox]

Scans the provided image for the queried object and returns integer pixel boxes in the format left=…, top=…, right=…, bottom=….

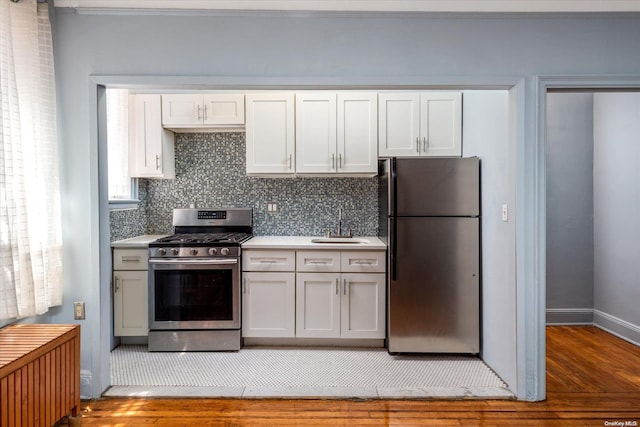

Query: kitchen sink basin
left=310, top=237, right=369, bottom=244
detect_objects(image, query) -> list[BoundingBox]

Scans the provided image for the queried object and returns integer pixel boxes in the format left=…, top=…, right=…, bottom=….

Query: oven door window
left=154, top=269, right=233, bottom=322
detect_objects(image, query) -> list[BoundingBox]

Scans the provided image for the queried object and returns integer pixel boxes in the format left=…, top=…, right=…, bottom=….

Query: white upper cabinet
left=129, top=94, right=175, bottom=179
left=245, top=92, right=296, bottom=175
left=379, top=91, right=462, bottom=157
left=295, top=93, right=337, bottom=173
left=161, top=94, right=245, bottom=130
left=337, top=92, right=378, bottom=174
left=296, top=92, right=377, bottom=175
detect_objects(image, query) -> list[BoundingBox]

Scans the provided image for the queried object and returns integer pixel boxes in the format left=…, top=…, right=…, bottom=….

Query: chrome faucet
left=325, top=208, right=353, bottom=238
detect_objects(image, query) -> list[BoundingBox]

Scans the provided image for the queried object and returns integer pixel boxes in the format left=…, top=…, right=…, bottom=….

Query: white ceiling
left=52, top=0, right=640, bottom=13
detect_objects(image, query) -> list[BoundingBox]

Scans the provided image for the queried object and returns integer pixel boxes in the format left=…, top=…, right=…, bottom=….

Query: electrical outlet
left=266, top=202, right=278, bottom=213
left=73, top=302, right=85, bottom=320
left=502, top=204, right=508, bottom=222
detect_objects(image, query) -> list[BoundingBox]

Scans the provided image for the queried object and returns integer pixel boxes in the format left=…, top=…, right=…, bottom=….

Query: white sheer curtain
left=0, top=0, right=63, bottom=320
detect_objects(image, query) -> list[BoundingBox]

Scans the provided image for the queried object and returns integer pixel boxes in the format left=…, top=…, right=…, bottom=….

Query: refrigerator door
left=388, top=217, right=480, bottom=353
left=394, top=157, right=480, bottom=217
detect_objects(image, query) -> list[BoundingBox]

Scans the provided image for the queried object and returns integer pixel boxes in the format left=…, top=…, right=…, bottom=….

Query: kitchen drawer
left=296, top=251, right=341, bottom=272
left=113, top=248, right=148, bottom=271
left=340, top=251, right=386, bottom=273
left=243, top=250, right=295, bottom=272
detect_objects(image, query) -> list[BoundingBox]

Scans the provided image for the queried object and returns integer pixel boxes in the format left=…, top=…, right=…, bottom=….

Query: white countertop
left=242, top=236, right=387, bottom=250
left=111, top=234, right=167, bottom=248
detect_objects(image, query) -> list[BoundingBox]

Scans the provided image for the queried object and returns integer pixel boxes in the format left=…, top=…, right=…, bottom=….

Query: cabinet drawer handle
left=351, top=260, right=375, bottom=265
left=257, top=259, right=279, bottom=264
left=306, top=259, right=330, bottom=265
left=121, top=256, right=141, bottom=263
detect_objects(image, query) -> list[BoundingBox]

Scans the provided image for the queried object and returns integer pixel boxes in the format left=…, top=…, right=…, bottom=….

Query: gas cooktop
left=152, top=232, right=252, bottom=247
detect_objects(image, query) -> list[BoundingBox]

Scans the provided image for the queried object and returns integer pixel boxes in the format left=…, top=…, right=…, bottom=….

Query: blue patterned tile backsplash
left=110, top=132, right=378, bottom=240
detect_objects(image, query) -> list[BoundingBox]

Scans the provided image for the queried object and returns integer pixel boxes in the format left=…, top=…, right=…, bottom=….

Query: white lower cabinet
left=242, top=248, right=386, bottom=342
left=113, top=248, right=149, bottom=336
left=242, top=272, right=295, bottom=338
left=296, top=273, right=341, bottom=338
left=296, top=272, right=385, bottom=339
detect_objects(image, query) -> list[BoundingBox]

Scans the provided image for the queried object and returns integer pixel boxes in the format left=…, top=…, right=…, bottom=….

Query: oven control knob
left=170, top=248, right=179, bottom=256
left=158, top=248, right=167, bottom=256
left=208, top=248, right=218, bottom=256
left=220, top=247, right=230, bottom=256
left=189, top=248, right=198, bottom=256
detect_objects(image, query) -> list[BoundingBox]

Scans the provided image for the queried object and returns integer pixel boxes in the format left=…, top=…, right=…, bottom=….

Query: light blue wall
left=546, top=93, right=595, bottom=324
left=593, top=93, right=640, bottom=344
left=49, top=8, right=640, bottom=398
left=462, top=90, right=516, bottom=389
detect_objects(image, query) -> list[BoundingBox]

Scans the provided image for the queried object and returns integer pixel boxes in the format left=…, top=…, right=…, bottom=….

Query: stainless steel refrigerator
left=379, top=157, right=480, bottom=354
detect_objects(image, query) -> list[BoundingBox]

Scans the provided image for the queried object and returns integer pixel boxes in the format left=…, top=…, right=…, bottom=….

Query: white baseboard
left=546, top=308, right=640, bottom=346
left=546, top=308, right=594, bottom=325
left=593, top=310, right=640, bottom=347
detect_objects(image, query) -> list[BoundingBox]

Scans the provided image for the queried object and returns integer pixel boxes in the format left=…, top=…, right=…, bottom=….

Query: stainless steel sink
left=310, top=237, right=369, bottom=244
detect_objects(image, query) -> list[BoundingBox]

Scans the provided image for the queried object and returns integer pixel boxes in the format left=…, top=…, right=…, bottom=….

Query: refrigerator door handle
left=391, top=157, right=398, bottom=281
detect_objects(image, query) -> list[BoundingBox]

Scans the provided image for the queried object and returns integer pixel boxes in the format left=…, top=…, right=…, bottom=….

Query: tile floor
left=107, top=345, right=512, bottom=399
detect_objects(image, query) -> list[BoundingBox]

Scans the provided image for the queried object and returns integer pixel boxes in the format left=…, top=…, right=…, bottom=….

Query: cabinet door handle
left=416, top=137, right=420, bottom=153
left=343, top=278, right=347, bottom=295
left=243, top=278, right=247, bottom=294
left=204, top=104, right=208, bottom=121
left=335, top=278, right=339, bottom=295
left=339, top=153, right=343, bottom=169
left=332, top=153, right=335, bottom=169
left=155, top=155, right=160, bottom=170
left=288, top=154, right=292, bottom=170
left=423, top=137, right=428, bottom=152
left=114, top=276, right=120, bottom=293
left=197, top=104, right=202, bottom=120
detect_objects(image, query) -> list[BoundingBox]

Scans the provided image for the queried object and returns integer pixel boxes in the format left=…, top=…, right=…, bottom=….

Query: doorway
left=545, top=89, right=640, bottom=345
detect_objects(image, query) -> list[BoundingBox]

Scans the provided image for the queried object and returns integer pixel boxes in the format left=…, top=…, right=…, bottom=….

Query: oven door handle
left=149, top=258, right=238, bottom=266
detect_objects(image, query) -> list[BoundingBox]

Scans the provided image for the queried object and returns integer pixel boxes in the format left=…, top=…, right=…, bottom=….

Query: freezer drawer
left=388, top=217, right=480, bottom=353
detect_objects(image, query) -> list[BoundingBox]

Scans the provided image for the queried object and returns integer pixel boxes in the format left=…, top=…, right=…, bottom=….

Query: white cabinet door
left=340, top=273, right=385, bottom=339
left=242, top=272, right=295, bottom=338
left=113, top=270, right=148, bottom=336
left=419, top=92, right=462, bottom=157
left=379, top=92, right=462, bottom=157
left=295, top=93, right=337, bottom=173
left=161, top=94, right=202, bottom=127
left=203, top=94, right=245, bottom=126
left=378, top=92, right=420, bottom=157
left=163, top=94, right=245, bottom=128
left=246, top=93, right=295, bottom=175
left=296, top=273, right=341, bottom=338
left=337, top=92, right=378, bottom=173
left=130, top=94, right=175, bottom=179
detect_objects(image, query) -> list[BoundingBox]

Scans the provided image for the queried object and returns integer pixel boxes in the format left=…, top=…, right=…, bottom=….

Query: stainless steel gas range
left=147, top=208, right=253, bottom=352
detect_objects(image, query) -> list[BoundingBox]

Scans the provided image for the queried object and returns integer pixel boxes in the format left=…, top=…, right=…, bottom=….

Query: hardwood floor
left=74, top=326, right=640, bottom=426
